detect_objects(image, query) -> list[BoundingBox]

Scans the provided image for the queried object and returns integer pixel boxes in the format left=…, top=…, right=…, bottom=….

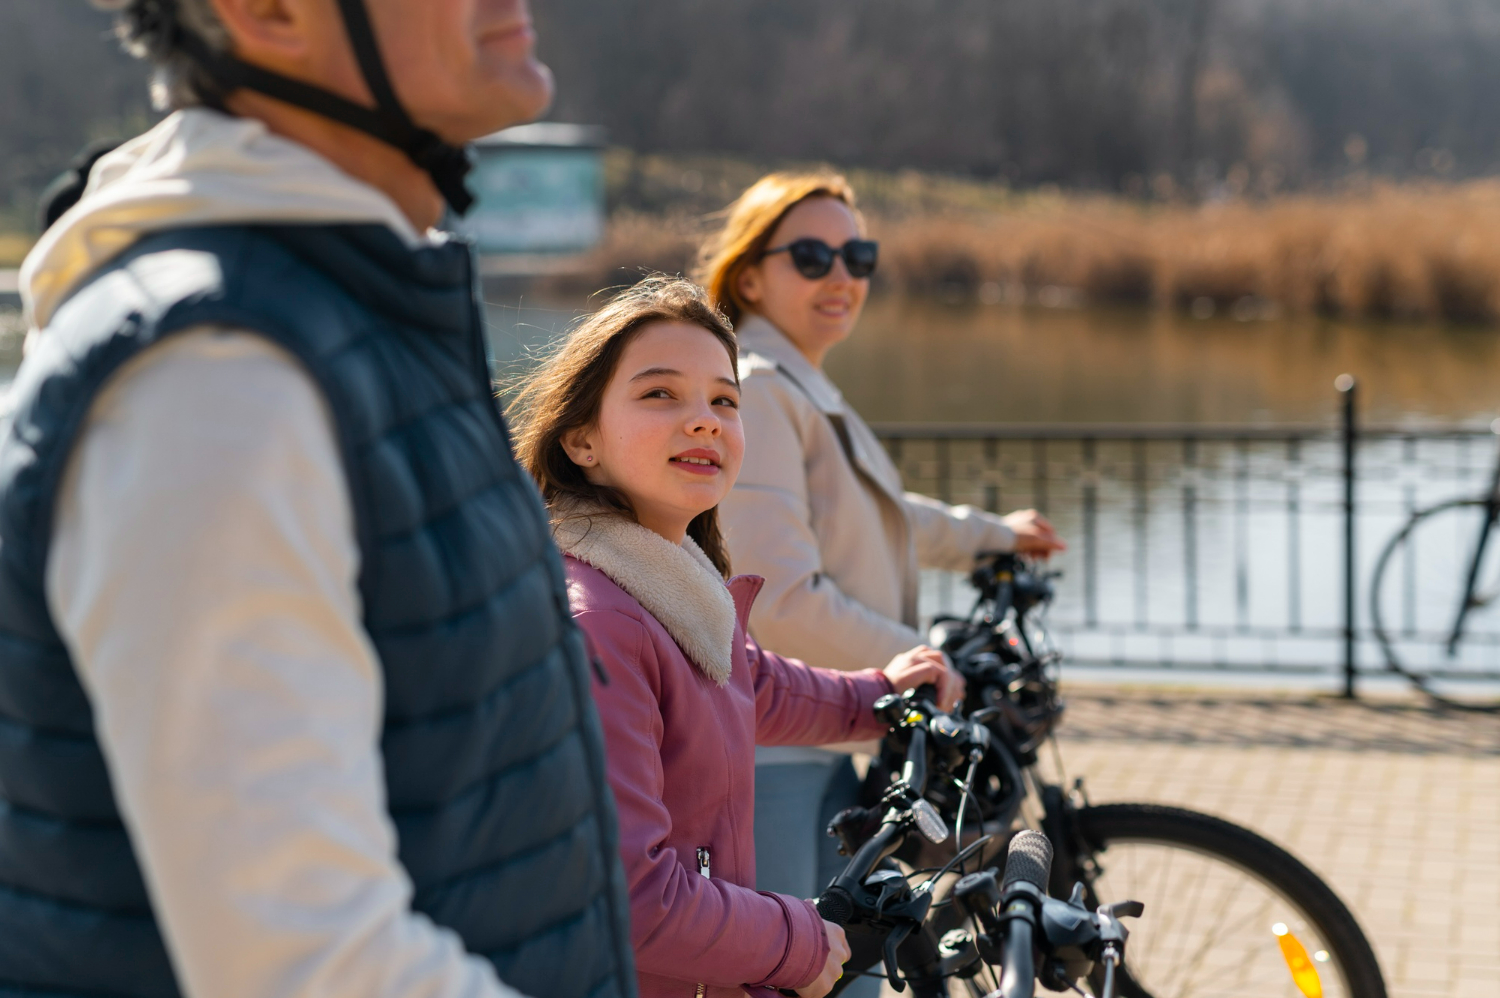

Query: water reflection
left=832, top=297, right=1500, bottom=427
left=483, top=291, right=1500, bottom=426
left=4, top=291, right=1498, bottom=426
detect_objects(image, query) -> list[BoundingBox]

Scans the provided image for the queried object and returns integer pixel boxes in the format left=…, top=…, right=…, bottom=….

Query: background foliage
left=7, top=0, right=1500, bottom=226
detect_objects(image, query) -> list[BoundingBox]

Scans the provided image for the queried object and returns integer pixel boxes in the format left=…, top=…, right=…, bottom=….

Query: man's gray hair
left=90, top=0, right=230, bottom=110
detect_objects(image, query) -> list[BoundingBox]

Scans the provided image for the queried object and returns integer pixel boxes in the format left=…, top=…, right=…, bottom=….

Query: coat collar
left=735, top=314, right=846, bottom=415
left=736, top=314, right=907, bottom=502
left=554, top=507, right=737, bottom=686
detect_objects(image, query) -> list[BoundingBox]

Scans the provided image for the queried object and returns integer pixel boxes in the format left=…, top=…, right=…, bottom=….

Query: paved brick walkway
left=1050, top=685, right=1500, bottom=997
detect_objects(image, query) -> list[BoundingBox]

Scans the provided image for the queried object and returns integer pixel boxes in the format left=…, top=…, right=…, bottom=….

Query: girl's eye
left=641, top=388, right=672, bottom=400
left=713, top=395, right=739, bottom=408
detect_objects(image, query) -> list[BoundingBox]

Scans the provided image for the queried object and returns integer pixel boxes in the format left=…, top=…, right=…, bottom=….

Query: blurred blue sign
left=461, top=123, right=606, bottom=255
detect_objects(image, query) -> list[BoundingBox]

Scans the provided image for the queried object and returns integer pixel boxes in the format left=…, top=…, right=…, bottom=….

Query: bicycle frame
left=1447, top=434, right=1500, bottom=654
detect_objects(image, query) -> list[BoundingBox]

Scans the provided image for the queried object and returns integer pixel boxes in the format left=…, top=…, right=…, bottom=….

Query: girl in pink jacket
left=509, top=278, right=960, bottom=998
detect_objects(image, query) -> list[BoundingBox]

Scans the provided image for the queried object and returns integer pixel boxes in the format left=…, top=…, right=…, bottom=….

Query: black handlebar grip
left=815, top=885, right=855, bottom=925
left=1002, top=830, right=1053, bottom=893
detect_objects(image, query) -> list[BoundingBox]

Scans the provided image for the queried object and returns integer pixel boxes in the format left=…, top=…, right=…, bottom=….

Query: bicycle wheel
left=1071, top=804, right=1386, bottom=998
left=1370, top=497, right=1500, bottom=707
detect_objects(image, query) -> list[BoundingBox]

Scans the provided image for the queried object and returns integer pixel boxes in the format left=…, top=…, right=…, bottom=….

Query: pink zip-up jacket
left=559, top=515, right=893, bottom=998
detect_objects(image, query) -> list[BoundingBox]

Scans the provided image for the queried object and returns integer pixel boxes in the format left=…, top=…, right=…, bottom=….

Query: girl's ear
left=560, top=426, right=599, bottom=469
left=737, top=263, right=764, bottom=306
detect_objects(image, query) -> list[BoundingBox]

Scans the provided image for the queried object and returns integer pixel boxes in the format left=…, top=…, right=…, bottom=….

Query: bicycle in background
left=1372, top=427, right=1500, bottom=710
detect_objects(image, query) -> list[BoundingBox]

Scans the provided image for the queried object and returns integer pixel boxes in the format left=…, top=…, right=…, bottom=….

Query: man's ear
left=737, top=263, right=763, bottom=306
left=560, top=426, right=598, bottom=469
left=209, top=0, right=316, bottom=63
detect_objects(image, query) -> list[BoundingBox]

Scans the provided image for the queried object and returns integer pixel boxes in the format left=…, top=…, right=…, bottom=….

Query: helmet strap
left=177, top=0, right=476, bottom=216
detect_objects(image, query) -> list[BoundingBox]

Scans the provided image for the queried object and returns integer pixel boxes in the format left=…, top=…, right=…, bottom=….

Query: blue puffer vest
left=0, top=224, right=635, bottom=998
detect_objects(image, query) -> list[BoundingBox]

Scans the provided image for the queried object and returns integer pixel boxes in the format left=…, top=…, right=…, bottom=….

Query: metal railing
left=873, top=381, right=1500, bottom=691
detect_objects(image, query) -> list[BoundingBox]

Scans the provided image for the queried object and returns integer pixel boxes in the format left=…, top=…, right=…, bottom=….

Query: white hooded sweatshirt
left=24, top=109, right=525, bottom=998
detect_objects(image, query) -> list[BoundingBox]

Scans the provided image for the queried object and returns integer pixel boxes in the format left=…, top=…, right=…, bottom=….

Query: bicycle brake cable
left=918, top=834, right=993, bottom=893
left=951, top=755, right=981, bottom=874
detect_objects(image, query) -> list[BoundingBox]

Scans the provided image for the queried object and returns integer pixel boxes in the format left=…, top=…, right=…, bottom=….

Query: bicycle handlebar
left=815, top=818, right=908, bottom=925
left=997, top=831, right=1052, bottom=998
left=899, top=725, right=928, bottom=797
left=820, top=688, right=1141, bottom=998
left=999, top=919, right=1036, bottom=998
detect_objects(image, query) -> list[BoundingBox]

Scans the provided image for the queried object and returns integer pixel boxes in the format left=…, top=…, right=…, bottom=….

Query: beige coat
left=720, top=315, right=1017, bottom=679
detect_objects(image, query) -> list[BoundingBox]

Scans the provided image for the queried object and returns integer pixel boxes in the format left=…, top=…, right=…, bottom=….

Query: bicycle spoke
left=1166, top=844, right=1219, bottom=990
left=1094, top=843, right=1351, bottom=998
left=1215, top=916, right=1290, bottom=997
left=1171, top=885, right=1270, bottom=996
left=1174, top=871, right=1260, bottom=992
left=1123, top=843, right=1159, bottom=985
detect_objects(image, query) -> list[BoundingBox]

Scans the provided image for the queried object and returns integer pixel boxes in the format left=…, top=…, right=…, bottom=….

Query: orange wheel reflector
left=1272, top=923, right=1324, bottom=998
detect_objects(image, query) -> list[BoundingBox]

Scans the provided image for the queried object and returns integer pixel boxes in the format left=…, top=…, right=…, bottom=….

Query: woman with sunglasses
left=699, top=174, right=1066, bottom=972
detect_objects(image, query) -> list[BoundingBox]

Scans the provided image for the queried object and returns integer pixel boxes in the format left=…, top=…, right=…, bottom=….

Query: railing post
left=1083, top=438, right=1098, bottom=628
left=1337, top=374, right=1358, bottom=699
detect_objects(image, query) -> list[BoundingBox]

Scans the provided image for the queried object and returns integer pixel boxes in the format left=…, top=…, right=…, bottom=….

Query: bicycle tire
left=1370, top=497, right=1500, bottom=712
left=1073, top=803, right=1387, bottom=998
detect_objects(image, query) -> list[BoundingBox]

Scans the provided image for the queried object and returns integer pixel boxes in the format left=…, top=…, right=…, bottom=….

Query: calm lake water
left=485, top=290, right=1500, bottom=428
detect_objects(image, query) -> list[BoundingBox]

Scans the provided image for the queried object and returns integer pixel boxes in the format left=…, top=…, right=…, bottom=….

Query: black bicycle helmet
left=93, top=0, right=475, bottom=214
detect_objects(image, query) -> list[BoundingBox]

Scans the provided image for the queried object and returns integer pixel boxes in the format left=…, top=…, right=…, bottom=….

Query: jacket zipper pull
left=579, top=630, right=609, bottom=685
left=693, top=850, right=710, bottom=998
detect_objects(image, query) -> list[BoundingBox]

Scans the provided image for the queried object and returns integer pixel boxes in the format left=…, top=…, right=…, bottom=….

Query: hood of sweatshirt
left=21, top=108, right=427, bottom=329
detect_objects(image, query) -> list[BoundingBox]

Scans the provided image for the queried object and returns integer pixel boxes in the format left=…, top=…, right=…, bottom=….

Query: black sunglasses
left=763, top=238, right=879, bottom=280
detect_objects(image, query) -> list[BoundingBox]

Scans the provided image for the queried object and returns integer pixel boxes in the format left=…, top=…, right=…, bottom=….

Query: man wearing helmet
left=0, top=5, right=634, bottom=998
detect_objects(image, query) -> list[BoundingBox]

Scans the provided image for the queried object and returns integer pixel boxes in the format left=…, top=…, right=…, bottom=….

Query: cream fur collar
left=554, top=508, right=736, bottom=686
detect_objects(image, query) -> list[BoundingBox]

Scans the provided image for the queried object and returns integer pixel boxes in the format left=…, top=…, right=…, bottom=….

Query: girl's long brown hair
left=508, top=276, right=740, bottom=577
left=696, top=171, right=861, bottom=326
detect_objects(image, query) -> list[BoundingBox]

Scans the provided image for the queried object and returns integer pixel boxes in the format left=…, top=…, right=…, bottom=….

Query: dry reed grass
left=6, top=171, right=1497, bottom=325
left=560, top=181, right=1500, bottom=325
left=0, top=234, right=34, bottom=269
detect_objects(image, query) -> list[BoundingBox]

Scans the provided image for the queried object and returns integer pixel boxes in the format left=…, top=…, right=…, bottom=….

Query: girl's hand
left=883, top=646, right=965, bottom=712
left=796, top=919, right=851, bottom=998
left=1004, top=508, right=1066, bottom=557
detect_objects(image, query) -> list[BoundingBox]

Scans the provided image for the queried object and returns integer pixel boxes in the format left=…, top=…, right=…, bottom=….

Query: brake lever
left=882, top=920, right=915, bottom=992
left=968, top=705, right=1001, bottom=725
left=1091, top=898, right=1142, bottom=998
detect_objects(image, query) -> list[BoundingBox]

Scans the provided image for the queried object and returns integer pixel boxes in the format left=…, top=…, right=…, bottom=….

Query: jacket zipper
left=694, top=848, right=711, bottom=998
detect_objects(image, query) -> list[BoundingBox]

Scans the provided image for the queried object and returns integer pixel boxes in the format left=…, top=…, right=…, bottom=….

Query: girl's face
left=737, top=195, right=869, bottom=369
left=563, top=322, right=744, bottom=543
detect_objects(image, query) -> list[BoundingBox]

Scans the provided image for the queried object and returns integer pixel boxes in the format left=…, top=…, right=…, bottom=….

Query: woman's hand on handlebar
left=1003, top=509, right=1066, bottom=557
left=795, top=919, right=852, bottom=998
left=883, top=646, right=965, bottom=711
